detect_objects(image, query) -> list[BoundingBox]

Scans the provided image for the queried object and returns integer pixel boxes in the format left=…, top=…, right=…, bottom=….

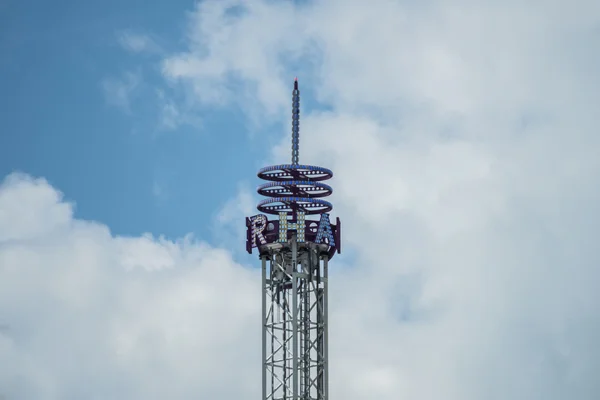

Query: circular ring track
left=257, top=164, right=334, bottom=215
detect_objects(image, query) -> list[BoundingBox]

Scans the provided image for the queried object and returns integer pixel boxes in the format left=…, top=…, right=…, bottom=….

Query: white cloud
left=212, top=183, right=256, bottom=251
left=117, top=31, right=160, bottom=54
left=155, top=89, right=202, bottom=131
left=160, top=1, right=310, bottom=120
left=159, top=0, right=600, bottom=399
left=3, top=0, right=600, bottom=399
left=101, top=71, right=141, bottom=113
left=152, top=180, right=165, bottom=200
left=0, top=174, right=260, bottom=399
left=158, top=95, right=181, bottom=129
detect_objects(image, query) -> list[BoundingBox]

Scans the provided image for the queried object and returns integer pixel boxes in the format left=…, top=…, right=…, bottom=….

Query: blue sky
left=1, top=0, right=600, bottom=398
left=0, top=0, right=306, bottom=244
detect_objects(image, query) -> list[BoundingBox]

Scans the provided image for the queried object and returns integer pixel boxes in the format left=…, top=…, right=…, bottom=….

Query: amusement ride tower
left=246, top=78, right=341, bottom=400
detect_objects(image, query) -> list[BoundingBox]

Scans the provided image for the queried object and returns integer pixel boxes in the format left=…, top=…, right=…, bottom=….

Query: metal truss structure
left=261, top=241, right=329, bottom=400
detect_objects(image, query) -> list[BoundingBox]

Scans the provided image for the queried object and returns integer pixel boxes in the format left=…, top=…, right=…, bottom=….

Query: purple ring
left=257, top=180, right=333, bottom=199
left=257, top=164, right=333, bottom=182
left=257, top=197, right=333, bottom=215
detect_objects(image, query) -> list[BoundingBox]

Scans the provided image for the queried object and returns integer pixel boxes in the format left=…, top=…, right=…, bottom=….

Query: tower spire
left=292, top=77, right=300, bottom=165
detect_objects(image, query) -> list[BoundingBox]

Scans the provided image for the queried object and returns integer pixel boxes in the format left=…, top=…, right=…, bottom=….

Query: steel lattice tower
left=246, top=78, right=341, bottom=400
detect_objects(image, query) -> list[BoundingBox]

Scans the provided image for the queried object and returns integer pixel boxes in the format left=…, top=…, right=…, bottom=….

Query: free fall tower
left=245, top=78, right=341, bottom=400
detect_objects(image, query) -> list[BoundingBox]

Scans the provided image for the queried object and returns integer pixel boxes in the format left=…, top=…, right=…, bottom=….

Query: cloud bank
left=2, top=0, right=600, bottom=398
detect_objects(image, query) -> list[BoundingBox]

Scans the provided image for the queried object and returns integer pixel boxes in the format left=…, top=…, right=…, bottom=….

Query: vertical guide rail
left=283, top=283, right=288, bottom=400
left=271, top=258, right=275, bottom=398
left=262, top=255, right=268, bottom=400
left=323, top=256, right=329, bottom=400
left=303, top=257, right=310, bottom=399
left=291, top=235, right=299, bottom=399
left=317, top=253, right=324, bottom=398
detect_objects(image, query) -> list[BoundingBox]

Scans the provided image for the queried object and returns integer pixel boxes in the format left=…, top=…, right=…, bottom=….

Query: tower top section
left=255, top=78, right=334, bottom=217
left=246, top=78, right=341, bottom=258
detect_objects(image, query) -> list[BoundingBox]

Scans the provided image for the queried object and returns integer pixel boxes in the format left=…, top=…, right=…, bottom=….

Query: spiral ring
left=257, top=180, right=333, bottom=198
left=257, top=197, right=333, bottom=215
left=258, top=164, right=333, bottom=182
left=256, top=164, right=334, bottom=215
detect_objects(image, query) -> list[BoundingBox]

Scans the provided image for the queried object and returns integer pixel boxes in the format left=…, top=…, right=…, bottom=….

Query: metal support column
left=291, top=236, right=299, bottom=399
left=262, top=255, right=267, bottom=400
left=323, top=256, right=329, bottom=400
